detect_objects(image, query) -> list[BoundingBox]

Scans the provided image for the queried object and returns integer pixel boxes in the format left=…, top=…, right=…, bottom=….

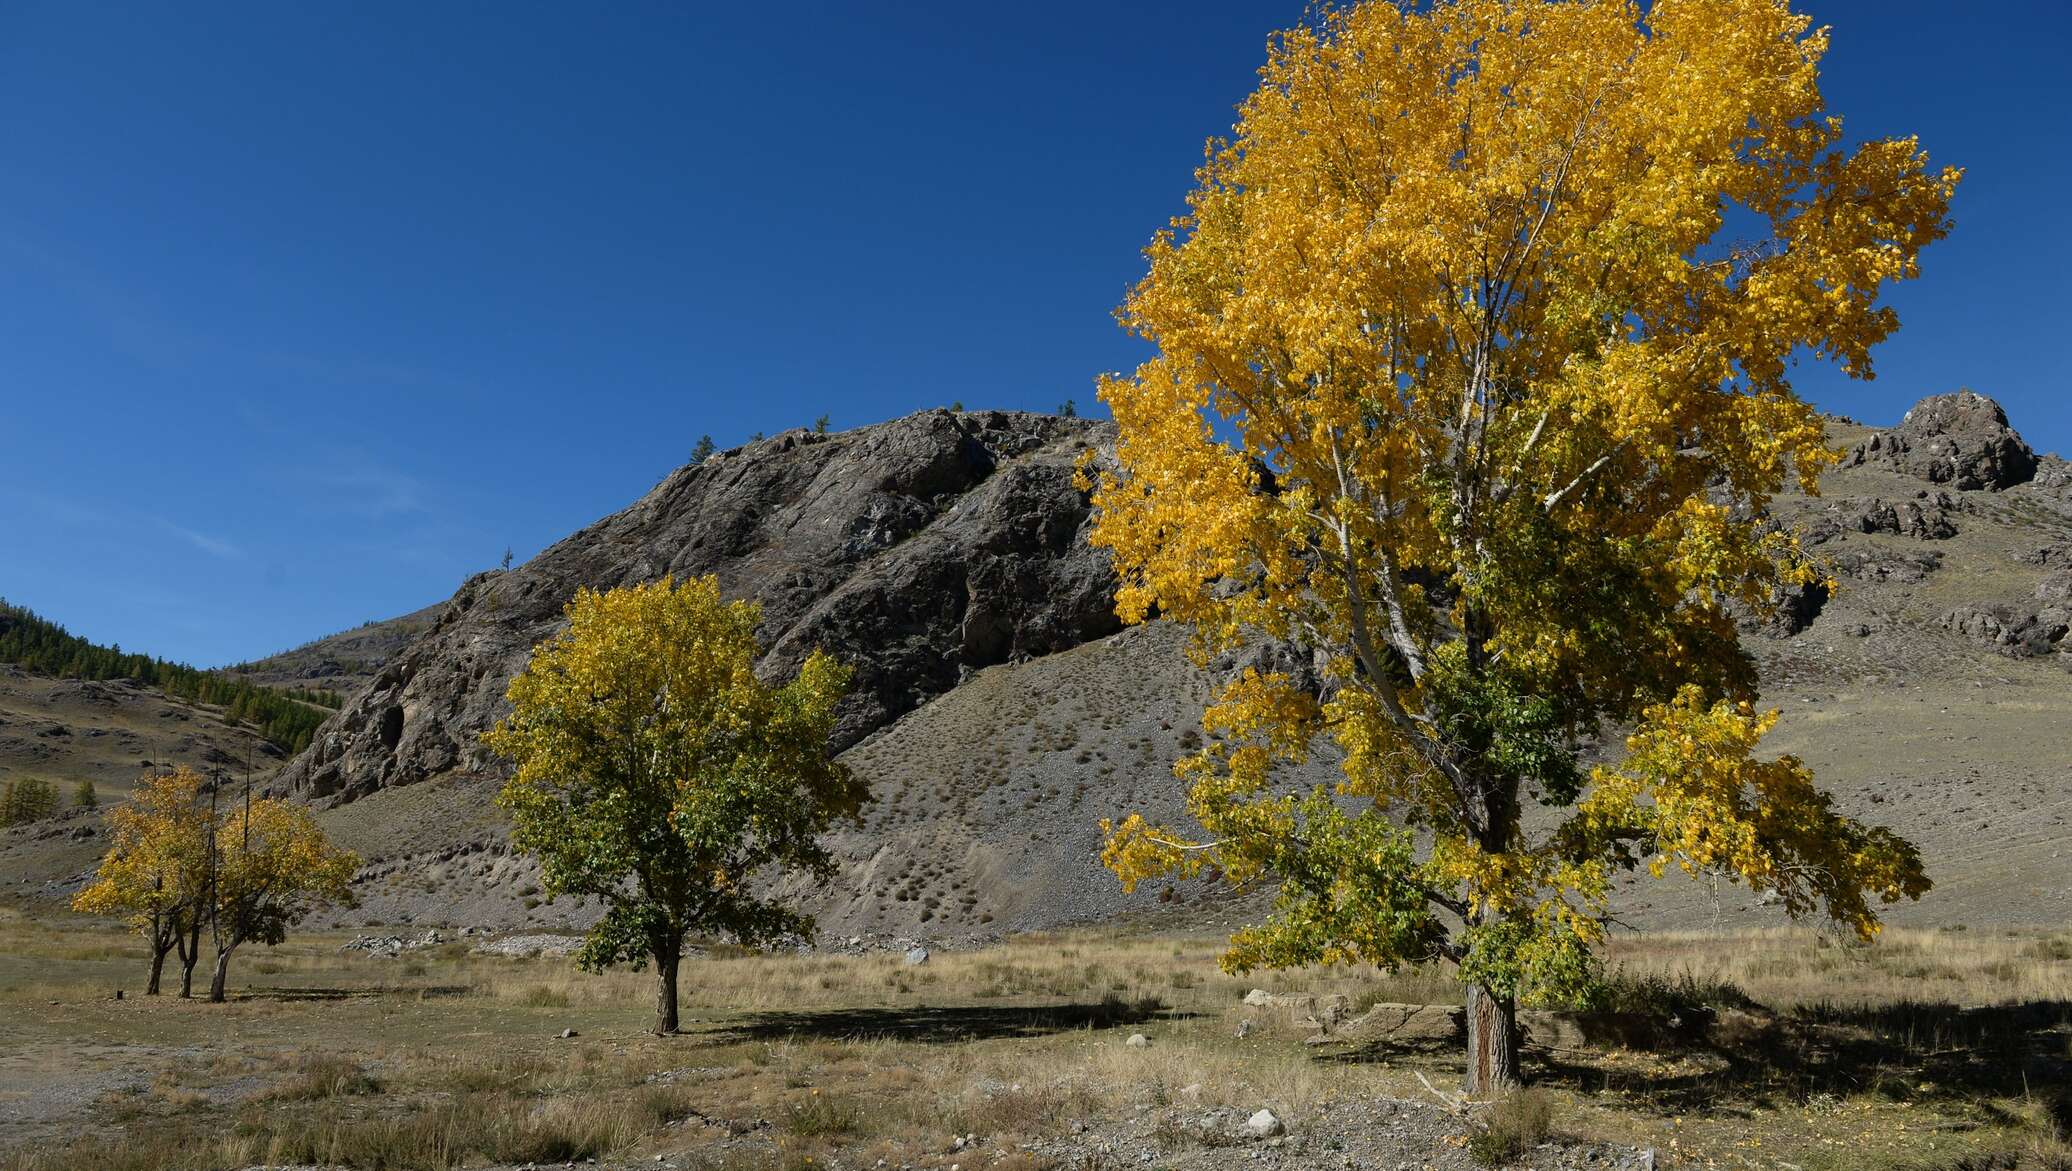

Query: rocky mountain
left=10, top=394, right=2071, bottom=941
left=272, top=410, right=1122, bottom=804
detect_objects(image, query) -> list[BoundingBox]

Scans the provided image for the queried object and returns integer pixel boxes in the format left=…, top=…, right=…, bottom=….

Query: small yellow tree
left=484, top=576, right=864, bottom=1035
left=206, top=798, right=358, bottom=1002
left=73, top=767, right=213, bottom=996
left=1088, top=0, right=1949, bottom=1094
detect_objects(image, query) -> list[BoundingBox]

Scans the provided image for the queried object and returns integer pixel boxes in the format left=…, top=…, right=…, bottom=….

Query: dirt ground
left=3, top=906, right=2069, bottom=1171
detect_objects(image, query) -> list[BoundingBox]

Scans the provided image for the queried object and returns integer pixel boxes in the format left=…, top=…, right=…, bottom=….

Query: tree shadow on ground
left=1329, top=999, right=2072, bottom=1122
left=227, top=984, right=472, bottom=1002
left=709, top=999, right=1194, bottom=1044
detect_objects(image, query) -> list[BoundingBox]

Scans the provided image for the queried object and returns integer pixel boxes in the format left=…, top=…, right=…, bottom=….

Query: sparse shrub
left=266, top=1056, right=383, bottom=1101
left=1467, top=1088, right=1554, bottom=1167
left=520, top=984, right=570, bottom=1008
left=780, top=1089, right=860, bottom=1137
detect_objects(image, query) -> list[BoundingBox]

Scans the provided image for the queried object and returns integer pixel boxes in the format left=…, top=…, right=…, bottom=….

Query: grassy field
left=1, top=904, right=2068, bottom=1171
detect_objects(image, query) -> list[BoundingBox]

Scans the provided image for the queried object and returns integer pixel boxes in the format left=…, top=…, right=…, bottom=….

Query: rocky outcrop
left=273, top=411, right=1121, bottom=805
left=1844, top=391, right=2038, bottom=490
left=1804, top=492, right=1959, bottom=544
left=1941, top=573, right=2072, bottom=660
left=1940, top=604, right=2069, bottom=660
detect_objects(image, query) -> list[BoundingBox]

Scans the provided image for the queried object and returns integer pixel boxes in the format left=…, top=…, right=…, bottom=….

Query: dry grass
left=2, top=909, right=2070, bottom=1170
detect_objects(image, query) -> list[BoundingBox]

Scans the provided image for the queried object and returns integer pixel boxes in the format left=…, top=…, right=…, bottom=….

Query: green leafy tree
left=690, top=435, right=716, bottom=465
left=813, top=414, right=831, bottom=434
left=74, top=779, right=97, bottom=810
left=483, top=575, right=866, bottom=1034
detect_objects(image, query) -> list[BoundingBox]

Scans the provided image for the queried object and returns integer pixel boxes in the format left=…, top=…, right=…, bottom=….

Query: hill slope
left=221, top=602, right=448, bottom=695
left=10, top=396, right=2071, bottom=940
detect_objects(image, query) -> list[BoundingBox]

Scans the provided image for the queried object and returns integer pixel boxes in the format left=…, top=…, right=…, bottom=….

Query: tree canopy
left=206, top=796, right=359, bottom=1001
left=483, top=575, right=865, bottom=1033
left=73, top=767, right=215, bottom=995
left=1085, top=0, right=1950, bottom=1093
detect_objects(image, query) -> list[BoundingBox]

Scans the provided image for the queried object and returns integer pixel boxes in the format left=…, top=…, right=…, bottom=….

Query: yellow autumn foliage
left=1087, top=0, right=1945, bottom=1020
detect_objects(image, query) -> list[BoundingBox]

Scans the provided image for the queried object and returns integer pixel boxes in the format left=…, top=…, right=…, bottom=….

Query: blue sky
left=2, top=2, right=2064, bottom=667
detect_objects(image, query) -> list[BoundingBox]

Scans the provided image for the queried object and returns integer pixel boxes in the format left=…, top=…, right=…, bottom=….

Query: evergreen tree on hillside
left=0, top=601, right=331, bottom=754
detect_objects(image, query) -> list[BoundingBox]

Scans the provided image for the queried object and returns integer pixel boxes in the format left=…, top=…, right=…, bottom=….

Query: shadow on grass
left=711, top=998, right=1193, bottom=1044
left=226, top=984, right=473, bottom=1002
left=1333, top=998, right=2072, bottom=1121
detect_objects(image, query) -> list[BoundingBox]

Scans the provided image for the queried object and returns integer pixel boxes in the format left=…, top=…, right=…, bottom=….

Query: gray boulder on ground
left=1844, top=390, right=2038, bottom=491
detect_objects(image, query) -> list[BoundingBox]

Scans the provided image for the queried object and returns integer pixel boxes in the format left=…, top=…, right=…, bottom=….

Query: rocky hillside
left=221, top=602, right=448, bottom=694
left=272, top=410, right=1122, bottom=805
left=11, top=394, right=2070, bottom=942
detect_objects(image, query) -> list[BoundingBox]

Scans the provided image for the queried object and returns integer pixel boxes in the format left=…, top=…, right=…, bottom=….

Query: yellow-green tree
left=483, top=576, right=865, bottom=1035
left=206, top=798, right=359, bottom=1002
left=73, top=767, right=213, bottom=996
left=1088, top=0, right=1950, bottom=1094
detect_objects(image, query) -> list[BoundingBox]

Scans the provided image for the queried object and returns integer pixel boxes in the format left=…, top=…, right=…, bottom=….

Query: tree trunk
left=653, top=947, right=681, bottom=1035
left=147, top=941, right=169, bottom=996
left=209, top=947, right=234, bottom=1003
left=1464, top=982, right=1520, bottom=1097
left=177, top=923, right=201, bottom=998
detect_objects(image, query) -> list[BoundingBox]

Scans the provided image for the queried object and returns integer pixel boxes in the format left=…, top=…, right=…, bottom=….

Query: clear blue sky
left=3, top=2, right=2064, bottom=667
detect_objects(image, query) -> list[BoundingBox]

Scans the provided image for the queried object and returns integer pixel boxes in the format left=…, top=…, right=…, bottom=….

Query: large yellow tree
left=1089, top=0, right=1951, bottom=1094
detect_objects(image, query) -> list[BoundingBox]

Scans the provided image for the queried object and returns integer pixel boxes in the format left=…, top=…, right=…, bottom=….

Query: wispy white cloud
left=159, top=520, right=244, bottom=560
left=309, top=455, right=430, bottom=518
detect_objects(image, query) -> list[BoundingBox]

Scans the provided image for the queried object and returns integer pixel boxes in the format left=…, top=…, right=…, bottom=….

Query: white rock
left=1124, top=1033, right=1149, bottom=1048
left=904, top=946, right=931, bottom=966
left=1242, top=988, right=1274, bottom=1006
left=1244, top=1108, right=1285, bottom=1138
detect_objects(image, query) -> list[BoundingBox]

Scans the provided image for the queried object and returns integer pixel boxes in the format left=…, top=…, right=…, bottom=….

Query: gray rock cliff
left=273, top=410, right=1120, bottom=804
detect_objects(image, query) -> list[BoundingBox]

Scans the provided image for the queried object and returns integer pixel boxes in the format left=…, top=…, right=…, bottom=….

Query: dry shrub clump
left=1468, top=1088, right=1555, bottom=1167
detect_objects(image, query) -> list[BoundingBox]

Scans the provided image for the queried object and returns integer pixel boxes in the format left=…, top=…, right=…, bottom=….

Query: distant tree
left=690, top=434, right=716, bottom=465
left=950, top=401, right=964, bottom=412
left=813, top=414, right=831, bottom=434
left=748, top=431, right=766, bottom=442
left=1088, top=0, right=1952, bottom=1094
left=501, top=547, right=514, bottom=571
left=0, top=777, right=58, bottom=827
left=74, top=779, right=97, bottom=810
left=484, top=576, right=865, bottom=1034
left=1056, top=399, right=1077, bottom=418
left=206, top=797, right=358, bottom=1002
left=73, top=768, right=212, bottom=995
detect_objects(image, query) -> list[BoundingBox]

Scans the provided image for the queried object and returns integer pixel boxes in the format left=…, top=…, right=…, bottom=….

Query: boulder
left=903, top=946, right=930, bottom=967
left=1834, top=548, right=1941, bottom=584
left=1244, top=1108, right=1286, bottom=1139
left=1940, top=604, right=2069, bottom=659
left=1844, top=391, right=2038, bottom=491
left=2038, top=570, right=2072, bottom=608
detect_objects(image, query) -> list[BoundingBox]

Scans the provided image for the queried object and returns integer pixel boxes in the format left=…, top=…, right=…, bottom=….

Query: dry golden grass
left=2, top=908, right=2069, bottom=1171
